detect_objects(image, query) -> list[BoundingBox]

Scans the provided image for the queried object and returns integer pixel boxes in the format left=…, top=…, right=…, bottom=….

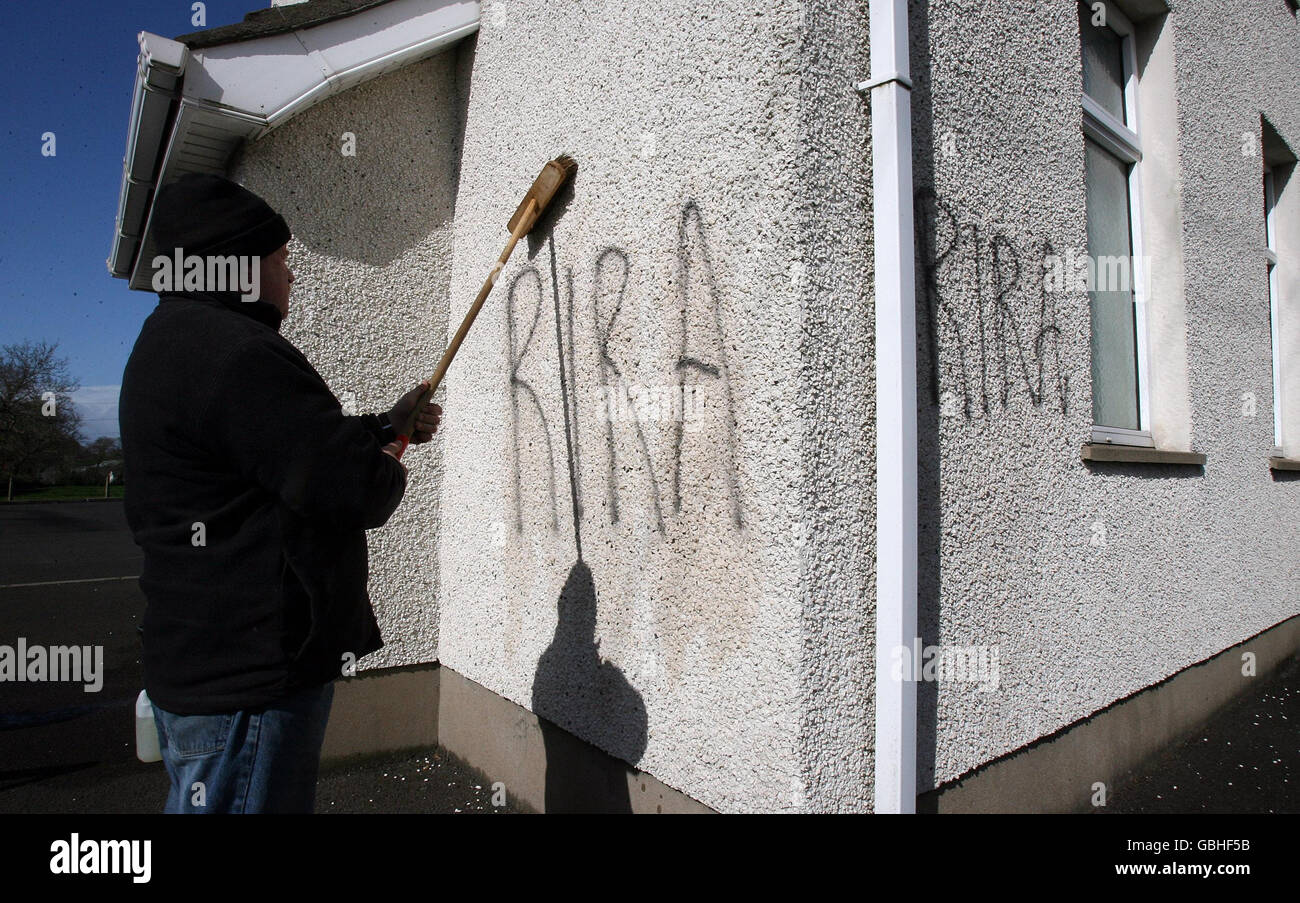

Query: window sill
left=1268, top=456, right=1300, bottom=472
left=1080, top=443, right=1206, bottom=465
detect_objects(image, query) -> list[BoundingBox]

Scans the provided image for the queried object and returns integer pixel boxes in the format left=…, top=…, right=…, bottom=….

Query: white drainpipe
left=858, top=0, right=917, bottom=814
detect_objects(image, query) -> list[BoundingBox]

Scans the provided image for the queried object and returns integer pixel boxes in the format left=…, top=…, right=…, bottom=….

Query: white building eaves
left=108, top=0, right=480, bottom=290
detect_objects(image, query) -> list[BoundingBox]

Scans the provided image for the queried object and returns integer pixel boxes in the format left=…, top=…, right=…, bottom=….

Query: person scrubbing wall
left=118, top=173, right=441, bottom=814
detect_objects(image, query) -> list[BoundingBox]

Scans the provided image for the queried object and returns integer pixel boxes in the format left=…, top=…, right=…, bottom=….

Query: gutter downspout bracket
left=855, top=72, right=914, bottom=93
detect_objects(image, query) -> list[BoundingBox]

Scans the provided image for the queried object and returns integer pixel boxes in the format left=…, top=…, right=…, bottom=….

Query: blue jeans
left=153, top=682, right=334, bottom=814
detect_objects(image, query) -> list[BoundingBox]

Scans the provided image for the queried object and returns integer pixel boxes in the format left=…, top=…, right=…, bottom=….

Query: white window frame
left=1265, top=167, right=1283, bottom=448
left=1082, top=0, right=1154, bottom=447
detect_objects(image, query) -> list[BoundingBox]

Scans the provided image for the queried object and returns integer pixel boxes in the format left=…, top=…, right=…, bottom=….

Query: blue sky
left=1, top=0, right=257, bottom=438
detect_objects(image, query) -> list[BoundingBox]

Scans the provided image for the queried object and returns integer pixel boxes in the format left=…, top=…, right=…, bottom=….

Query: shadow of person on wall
left=531, top=560, right=647, bottom=813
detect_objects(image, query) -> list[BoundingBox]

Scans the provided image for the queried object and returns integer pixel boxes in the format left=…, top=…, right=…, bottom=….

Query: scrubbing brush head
left=507, top=154, right=578, bottom=235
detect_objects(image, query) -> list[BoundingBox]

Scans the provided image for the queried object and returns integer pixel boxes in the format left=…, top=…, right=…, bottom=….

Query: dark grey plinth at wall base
left=320, top=664, right=440, bottom=763
left=317, top=661, right=713, bottom=813
left=320, top=621, right=1298, bottom=814
left=1080, top=443, right=1207, bottom=465
left=918, top=614, right=1300, bottom=813
left=436, top=667, right=715, bottom=814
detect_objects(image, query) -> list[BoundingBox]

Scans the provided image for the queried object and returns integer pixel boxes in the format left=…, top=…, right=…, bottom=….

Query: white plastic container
left=135, top=690, right=162, bottom=763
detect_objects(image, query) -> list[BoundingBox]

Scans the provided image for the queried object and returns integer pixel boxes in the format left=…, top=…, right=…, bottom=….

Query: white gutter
left=108, top=0, right=480, bottom=289
left=180, top=0, right=479, bottom=132
left=858, top=0, right=917, bottom=814
left=107, top=32, right=187, bottom=279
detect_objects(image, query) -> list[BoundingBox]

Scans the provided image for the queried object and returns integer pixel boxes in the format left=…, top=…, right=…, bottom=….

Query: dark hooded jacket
left=119, top=289, right=403, bottom=714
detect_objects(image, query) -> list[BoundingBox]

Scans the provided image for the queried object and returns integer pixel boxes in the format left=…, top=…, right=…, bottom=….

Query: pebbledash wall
left=221, top=0, right=1300, bottom=812
left=436, top=0, right=848, bottom=814
left=910, top=0, right=1300, bottom=798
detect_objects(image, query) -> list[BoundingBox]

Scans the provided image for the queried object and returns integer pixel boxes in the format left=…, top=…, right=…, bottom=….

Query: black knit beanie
left=149, top=173, right=292, bottom=329
left=151, top=173, right=290, bottom=260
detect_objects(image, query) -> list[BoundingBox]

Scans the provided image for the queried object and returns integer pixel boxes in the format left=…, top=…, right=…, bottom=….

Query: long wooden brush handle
left=395, top=197, right=539, bottom=449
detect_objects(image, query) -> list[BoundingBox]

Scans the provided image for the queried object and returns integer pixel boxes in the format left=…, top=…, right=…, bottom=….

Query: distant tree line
left=0, top=341, right=123, bottom=499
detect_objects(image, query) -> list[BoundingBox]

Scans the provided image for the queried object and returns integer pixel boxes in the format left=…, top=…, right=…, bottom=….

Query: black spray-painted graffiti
left=507, top=202, right=743, bottom=537
left=914, top=188, right=1070, bottom=419
left=673, top=203, right=743, bottom=529
left=507, top=266, right=561, bottom=532
left=592, top=246, right=666, bottom=533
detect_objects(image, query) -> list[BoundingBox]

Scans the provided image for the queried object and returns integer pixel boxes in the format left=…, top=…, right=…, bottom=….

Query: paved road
left=0, top=501, right=145, bottom=783
left=1103, top=653, right=1298, bottom=814
left=0, top=499, right=143, bottom=585
left=0, top=501, right=524, bottom=814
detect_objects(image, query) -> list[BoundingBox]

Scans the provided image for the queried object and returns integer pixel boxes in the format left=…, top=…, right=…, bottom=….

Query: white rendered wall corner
left=436, top=0, right=847, bottom=813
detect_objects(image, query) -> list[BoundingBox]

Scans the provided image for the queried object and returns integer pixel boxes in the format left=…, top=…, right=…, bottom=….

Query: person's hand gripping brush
left=382, top=381, right=442, bottom=464
left=377, top=157, right=579, bottom=472
left=373, top=155, right=575, bottom=467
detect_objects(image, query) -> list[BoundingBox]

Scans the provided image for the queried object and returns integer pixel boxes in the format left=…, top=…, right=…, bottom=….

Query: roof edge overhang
left=109, top=0, right=480, bottom=289
left=107, top=32, right=187, bottom=282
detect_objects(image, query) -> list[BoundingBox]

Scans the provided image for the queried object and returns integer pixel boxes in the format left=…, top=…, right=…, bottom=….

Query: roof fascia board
left=182, top=0, right=480, bottom=134
left=111, top=0, right=480, bottom=286
left=108, top=32, right=188, bottom=278
left=126, top=101, right=265, bottom=290
left=140, top=29, right=187, bottom=71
